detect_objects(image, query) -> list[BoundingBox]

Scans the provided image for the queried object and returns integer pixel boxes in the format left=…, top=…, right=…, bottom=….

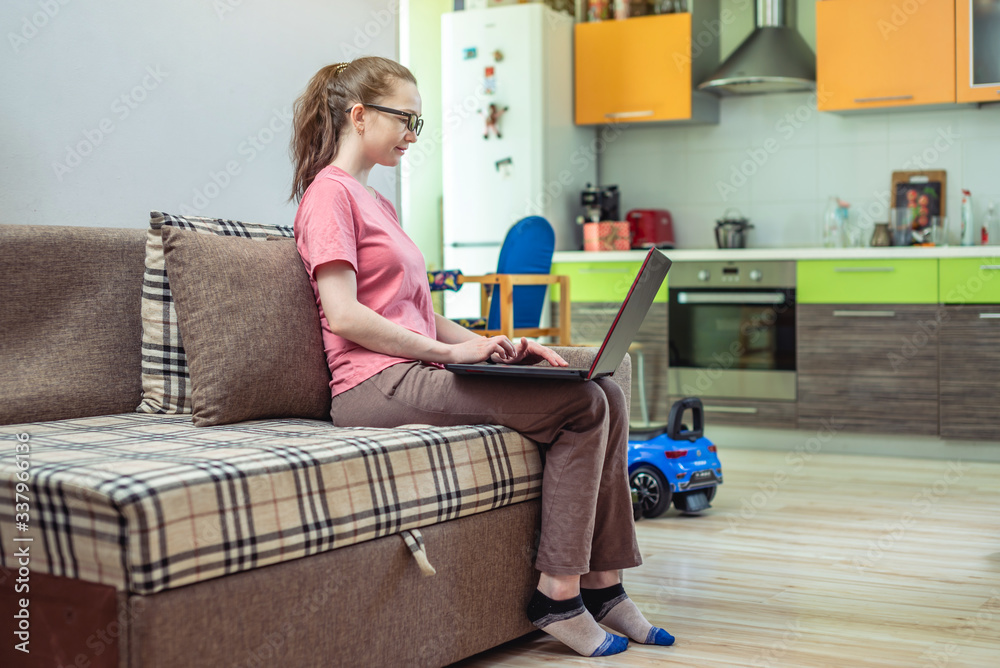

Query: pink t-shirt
left=294, top=164, right=438, bottom=397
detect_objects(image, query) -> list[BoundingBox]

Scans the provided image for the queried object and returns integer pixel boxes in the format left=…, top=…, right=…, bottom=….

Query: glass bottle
left=984, top=201, right=998, bottom=246
left=822, top=196, right=844, bottom=248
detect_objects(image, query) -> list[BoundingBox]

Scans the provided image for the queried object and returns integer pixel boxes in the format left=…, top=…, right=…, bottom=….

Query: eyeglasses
left=346, top=103, right=423, bottom=136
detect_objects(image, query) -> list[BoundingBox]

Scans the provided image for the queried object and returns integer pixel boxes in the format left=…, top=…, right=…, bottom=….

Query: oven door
left=668, top=288, right=797, bottom=401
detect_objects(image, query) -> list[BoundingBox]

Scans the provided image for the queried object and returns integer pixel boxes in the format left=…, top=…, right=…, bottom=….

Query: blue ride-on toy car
left=628, top=397, right=722, bottom=519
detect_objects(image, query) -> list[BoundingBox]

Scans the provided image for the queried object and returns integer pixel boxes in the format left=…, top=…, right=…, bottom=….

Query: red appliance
left=626, top=209, right=675, bottom=249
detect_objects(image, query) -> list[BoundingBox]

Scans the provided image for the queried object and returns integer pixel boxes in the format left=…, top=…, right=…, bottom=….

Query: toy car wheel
left=629, top=465, right=672, bottom=518
left=674, top=486, right=717, bottom=514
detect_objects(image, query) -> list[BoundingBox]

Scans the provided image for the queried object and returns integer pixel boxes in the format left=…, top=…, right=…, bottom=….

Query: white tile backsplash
left=748, top=146, right=819, bottom=204
left=600, top=98, right=1000, bottom=249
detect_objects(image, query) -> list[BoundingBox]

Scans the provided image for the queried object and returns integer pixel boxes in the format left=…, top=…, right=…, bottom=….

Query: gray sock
left=582, top=584, right=675, bottom=646
left=526, top=590, right=629, bottom=657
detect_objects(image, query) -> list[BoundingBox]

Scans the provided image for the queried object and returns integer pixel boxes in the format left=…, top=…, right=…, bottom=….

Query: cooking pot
left=715, top=209, right=754, bottom=248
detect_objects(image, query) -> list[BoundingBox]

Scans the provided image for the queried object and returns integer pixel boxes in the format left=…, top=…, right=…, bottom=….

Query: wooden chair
left=455, top=272, right=572, bottom=345
left=429, top=216, right=572, bottom=346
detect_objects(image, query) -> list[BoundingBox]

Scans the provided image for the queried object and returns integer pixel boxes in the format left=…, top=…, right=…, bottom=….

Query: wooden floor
left=453, top=448, right=1000, bottom=667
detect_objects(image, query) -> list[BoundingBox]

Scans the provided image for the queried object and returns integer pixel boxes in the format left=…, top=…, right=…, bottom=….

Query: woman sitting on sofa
left=287, top=56, right=674, bottom=658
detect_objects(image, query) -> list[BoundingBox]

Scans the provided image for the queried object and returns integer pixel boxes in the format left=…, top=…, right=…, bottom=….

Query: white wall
left=1, top=0, right=400, bottom=229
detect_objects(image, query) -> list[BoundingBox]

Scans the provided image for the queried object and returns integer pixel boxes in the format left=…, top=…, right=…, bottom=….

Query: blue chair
left=428, top=216, right=572, bottom=345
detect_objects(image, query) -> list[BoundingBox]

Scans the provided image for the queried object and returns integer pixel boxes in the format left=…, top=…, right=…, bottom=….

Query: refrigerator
left=441, top=4, right=596, bottom=320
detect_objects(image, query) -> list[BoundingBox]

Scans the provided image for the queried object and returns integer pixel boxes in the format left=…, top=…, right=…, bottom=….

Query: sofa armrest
left=548, top=347, right=631, bottom=422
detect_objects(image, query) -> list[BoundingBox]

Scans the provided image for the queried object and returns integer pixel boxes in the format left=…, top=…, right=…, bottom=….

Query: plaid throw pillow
left=136, top=211, right=294, bottom=414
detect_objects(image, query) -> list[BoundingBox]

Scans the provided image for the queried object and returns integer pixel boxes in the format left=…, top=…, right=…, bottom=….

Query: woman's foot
left=581, top=583, right=675, bottom=646
left=526, top=589, right=629, bottom=657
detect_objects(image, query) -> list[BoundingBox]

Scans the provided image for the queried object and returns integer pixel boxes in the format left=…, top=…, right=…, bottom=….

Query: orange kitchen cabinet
left=816, top=0, right=956, bottom=112
left=575, top=13, right=717, bottom=125
left=956, top=0, right=1000, bottom=102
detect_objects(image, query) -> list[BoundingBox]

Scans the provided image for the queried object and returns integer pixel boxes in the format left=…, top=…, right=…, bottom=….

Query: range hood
left=698, top=0, right=816, bottom=96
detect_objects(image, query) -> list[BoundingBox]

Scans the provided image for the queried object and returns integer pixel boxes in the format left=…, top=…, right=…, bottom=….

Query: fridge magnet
left=492, top=49, right=504, bottom=62
left=483, top=66, right=497, bottom=95
left=495, top=156, right=513, bottom=177
left=891, top=170, right=945, bottom=245
left=482, top=103, right=508, bottom=139
left=463, top=47, right=477, bottom=60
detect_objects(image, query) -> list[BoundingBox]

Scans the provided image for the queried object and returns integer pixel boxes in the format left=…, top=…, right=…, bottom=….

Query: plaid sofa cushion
left=136, top=211, right=294, bottom=414
left=0, top=414, right=542, bottom=595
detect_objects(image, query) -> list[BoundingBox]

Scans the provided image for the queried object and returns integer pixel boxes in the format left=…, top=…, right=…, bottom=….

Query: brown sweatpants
left=330, top=361, right=642, bottom=576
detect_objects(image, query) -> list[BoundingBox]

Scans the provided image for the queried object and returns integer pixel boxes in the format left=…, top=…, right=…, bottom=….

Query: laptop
left=444, top=248, right=671, bottom=381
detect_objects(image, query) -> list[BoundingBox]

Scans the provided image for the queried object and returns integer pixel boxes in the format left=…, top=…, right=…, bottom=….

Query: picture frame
left=891, top=170, right=946, bottom=245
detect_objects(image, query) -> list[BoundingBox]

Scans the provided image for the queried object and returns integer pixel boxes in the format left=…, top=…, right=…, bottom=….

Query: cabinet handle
left=604, top=110, right=654, bottom=119
left=704, top=406, right=759, bottom=414
left=980, top=314, right=1000, bottom=319
left=833, top=310, right=897, bottom=318
left=854, top=95, right=914, bottom=103
left=678, top=291, right=786, bottom=305
left=833, top=267, right=895, bottom=273
left=980, top=265, right=1000, bottom=271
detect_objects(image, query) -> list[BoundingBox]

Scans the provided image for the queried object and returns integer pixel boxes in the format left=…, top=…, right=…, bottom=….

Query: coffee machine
left=580, top=183, right=620, bottom=222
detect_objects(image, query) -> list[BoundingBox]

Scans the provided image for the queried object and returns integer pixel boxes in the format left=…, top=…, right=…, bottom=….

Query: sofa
left=0, top=220, right=631, bottom=668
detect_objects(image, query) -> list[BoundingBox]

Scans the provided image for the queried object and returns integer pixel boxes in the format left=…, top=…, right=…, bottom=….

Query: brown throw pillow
left=161, top=226, right=331, bottom=426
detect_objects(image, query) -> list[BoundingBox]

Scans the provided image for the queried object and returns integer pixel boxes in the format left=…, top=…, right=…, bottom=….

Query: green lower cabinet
left=551, top=261, right=667, bottom=303
left=939, top=258, right=1000, bottom=304
left=798, top=259, right=938, bottom=304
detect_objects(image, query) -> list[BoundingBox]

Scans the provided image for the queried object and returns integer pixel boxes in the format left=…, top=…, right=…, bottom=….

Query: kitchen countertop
left=553, top=246, right=1000, bottom=263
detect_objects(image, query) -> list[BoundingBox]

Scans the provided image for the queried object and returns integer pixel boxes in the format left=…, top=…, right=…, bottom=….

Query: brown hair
left=289, top=57, right=417, bottom=202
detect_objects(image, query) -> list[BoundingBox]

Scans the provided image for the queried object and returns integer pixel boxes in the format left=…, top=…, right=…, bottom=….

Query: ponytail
left=289, top=57, right=417, bottom=202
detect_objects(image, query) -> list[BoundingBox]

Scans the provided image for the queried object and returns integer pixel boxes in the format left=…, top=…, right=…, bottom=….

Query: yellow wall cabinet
left=956, top=0, right=1000, bottom=102
left=574, top=5, right=720, bottom=126
left=817, top=0, right=956, bottom=112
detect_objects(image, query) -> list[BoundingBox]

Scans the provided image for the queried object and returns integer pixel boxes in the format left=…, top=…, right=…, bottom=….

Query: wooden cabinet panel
left=554, top=301, right=668, bottom=425
left=575, top=13, right=698, bottom=124
left=939, top=305, right=1000, bottom=440
left=956, top=0, right=1000, bottom=102
left=797, top=304, right=942, bottom=435
left=671, top=397, right=797, bottom=429
left=817, top=0, right=956, bottom=112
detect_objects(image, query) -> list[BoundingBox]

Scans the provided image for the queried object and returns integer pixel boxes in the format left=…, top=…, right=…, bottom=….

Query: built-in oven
left=668, top=261, right=796, bottom=401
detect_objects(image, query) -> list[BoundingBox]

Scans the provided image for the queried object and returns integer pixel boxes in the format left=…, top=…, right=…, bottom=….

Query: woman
left=289, top=57, right=673, bottom=658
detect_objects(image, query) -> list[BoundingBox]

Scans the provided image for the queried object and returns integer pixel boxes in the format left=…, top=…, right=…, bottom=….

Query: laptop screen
left=589, top=249, right=672, bottom=378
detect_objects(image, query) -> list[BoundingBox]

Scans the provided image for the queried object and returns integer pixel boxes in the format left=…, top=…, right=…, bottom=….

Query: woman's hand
left=493, top=338, right=568, bottom=367
left=447, top=335, right=517, bottom=364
